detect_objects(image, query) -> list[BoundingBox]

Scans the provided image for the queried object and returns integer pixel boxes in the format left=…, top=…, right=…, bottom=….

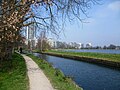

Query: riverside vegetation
left=45, top=50, right=120, bottom=62
left=0, top=53, right=29, bottom=90
left=0, top=52, right=82, bottom=90
left=42, top=50, right=120, bottom=68
left=27, top=54, right=82, bottom=90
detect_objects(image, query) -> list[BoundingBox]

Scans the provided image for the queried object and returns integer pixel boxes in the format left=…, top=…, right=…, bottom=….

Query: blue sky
left=55, top=0, right=120, bottom=46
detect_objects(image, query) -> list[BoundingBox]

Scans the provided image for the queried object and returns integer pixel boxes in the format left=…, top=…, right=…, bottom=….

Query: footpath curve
left=22, top=54, right=54, bottom=90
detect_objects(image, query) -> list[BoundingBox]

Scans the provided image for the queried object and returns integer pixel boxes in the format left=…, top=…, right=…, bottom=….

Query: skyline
left=51, top=0, right=120, bottom=47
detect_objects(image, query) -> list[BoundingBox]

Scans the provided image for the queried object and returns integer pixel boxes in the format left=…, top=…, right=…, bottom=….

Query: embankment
left=42, top=51, right=120, bottom=69
left=27, top=54, right=83, bottom=90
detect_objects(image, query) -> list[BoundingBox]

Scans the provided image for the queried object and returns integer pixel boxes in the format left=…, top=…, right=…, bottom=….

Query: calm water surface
left=34, top=53, right=120, bottom=90
left=63, top=49, right=120, bottom=54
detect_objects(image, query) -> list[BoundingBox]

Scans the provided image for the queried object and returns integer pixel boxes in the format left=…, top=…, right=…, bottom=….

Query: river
left=34, top=53, right=120, bottom=90
left=62, top=49, right=120, bottom=54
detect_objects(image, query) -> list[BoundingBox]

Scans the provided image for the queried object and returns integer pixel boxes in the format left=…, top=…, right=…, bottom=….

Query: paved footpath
left=22, top=54, right=54, bottom=90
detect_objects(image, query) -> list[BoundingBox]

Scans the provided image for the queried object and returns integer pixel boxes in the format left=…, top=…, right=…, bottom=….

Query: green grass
left=45, top=50, right=120, bottom=62
left=27, top=54, right=82, bottom=90
left=0, top=53, right=29, bottom=90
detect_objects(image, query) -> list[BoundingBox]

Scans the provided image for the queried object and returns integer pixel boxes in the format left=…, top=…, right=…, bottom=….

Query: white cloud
left=108, top=1, right=120, bottom=11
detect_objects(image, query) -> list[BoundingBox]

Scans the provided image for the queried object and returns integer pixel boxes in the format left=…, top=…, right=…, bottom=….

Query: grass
left=45, top=50, right=120, bottom=62
left=0, top=53, right=29, bottom=90
left=27, top=54, right=82, bottom=90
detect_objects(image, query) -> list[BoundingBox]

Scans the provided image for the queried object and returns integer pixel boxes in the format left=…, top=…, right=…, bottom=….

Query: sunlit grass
left=27, top=54, right=82, bottom=90
left=46, top=50, right=120, bottom=62
left=0, top=53, right=29, bottom=90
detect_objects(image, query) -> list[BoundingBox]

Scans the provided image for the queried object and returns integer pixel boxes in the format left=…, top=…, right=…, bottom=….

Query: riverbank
left=22, top=54, right=54, bottom=90
left=27, top=54, right=82, bottom=90
left=42, top=50, right=120, bottom=68
left=0, top=53, right=29, bottom=90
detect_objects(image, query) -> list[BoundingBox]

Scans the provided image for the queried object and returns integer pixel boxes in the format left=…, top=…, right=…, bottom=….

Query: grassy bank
left=45, top=50, right=120, bottom=62
left=27, top=54, right=82, bottom=90
left=41, top=50, right=120, bottom=68
left=0, top=53, right=29, bottom=90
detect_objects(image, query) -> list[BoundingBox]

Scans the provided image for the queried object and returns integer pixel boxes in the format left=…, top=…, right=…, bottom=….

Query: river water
left=34, top=53, right=120, bottom=90
left=62, top=49, right=120, bottom=54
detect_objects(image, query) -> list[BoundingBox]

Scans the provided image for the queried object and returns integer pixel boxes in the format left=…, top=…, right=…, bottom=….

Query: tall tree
left=0, top=0, right=100, bottom=60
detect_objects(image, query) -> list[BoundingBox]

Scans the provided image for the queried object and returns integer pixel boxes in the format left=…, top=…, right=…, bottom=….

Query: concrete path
left=22, top=54, right=54, bottom=90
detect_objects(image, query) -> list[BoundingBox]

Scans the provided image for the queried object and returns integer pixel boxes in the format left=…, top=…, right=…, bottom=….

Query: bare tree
left=37, top=31, right=51, bottom=52
left=0, top=0, right=100, bottom=61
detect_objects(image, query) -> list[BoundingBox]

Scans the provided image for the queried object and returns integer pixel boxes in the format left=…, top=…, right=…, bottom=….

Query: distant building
left=47, top=38, right=55, bottom=48
left=25, top=23, right=37, bottom=49
left=67, top=42, right=80, bottom=49
left=86, top=43, right=92, bottom=48
left=108, top=44, right=116, bottom=49
left=116, top=46, right=120, bottom=50
left=81, top=44, right=84, bottom=48
left=78, top=43, right=84, bottom=49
